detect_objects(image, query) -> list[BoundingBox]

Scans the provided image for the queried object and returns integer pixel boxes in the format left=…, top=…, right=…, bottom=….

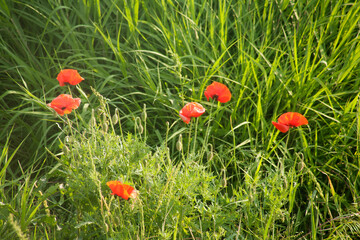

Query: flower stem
left=286, top=128, right=291, bottom=149
left=192, top=117, right=199, bottom=154
left=200, top=99, right=215, bottom=161
left=67, top=85, right=72, bottom=96
left=187, top=120, right=193, bottom=156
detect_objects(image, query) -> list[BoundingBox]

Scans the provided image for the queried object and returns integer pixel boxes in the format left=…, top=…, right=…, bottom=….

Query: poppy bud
left=176, top=134, right=183, bottom=151
left=207, top=151, right=214, bottom=161
left=90, top=109, right=97, bottom=127
left=221, top=178, right=227, bottom=188
left=112, top=108, right=119, bottom=125
left=221, top=168, right=227, bottom=187
left=207, top=144, right=214, bottom=161
left=141, top=104, right=147, bottom=121
left=137, top=119, right=144, bottom=134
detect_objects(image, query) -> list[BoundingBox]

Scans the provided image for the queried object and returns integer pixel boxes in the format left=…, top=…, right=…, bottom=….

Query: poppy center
left=61, top=107, right=67, bottom=110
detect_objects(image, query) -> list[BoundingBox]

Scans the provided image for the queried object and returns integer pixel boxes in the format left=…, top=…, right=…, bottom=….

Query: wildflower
left=57, top=69, right=84, bottom=86
left=47, top=94, right=81, bottom=116
left=204, top=81, right=231, bottom=103
left=272, top=112, right=308, bottom=133
left=106, top=181, right=137, bottom=200
left=179, top=102, right=206, bottom=124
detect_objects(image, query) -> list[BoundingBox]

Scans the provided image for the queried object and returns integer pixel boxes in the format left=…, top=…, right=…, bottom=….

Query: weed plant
left=48, top=99, right=230, bottom=239
left=1, top=0, right=360, bottom=239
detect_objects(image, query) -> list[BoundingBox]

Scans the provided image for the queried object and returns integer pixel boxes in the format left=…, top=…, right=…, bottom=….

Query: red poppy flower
left=106, top=181, right=135, bottom=200
left=272, top=112, right=308, bottom=133
left=204, top=81, right=231, bottom=103
left=47, top=94, right=81, bottom=116
left=57, top=69, right=84, bottom=86
left=179, top=102, right=206, bottom=124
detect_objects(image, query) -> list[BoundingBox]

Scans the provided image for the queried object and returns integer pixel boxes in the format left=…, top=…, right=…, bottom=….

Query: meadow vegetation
left=1, top=0, right=360, bottom=239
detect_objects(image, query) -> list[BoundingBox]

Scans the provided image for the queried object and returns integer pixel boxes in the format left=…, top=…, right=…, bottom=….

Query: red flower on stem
left=179, top=102, right=206, bottom=124
left=47, top=94, right=81, bottom=116
left=57, top=69, right=84, bottom=86
left=106, top=181, right=136, bottom=200
left=204, top=81, right=231, bottom=103
left=272, top=112, right=308, bottom=133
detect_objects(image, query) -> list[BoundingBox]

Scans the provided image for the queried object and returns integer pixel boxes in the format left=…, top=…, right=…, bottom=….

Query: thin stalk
left=187, top=120, right=193, bottom=157
left=192, top=117, right=199, bottom=155
left=286, top=128, right=291, bottom=150
left=200, top=99, right=215, bottom=161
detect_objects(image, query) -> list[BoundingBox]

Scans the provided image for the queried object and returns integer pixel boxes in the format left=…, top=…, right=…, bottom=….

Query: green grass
left=1, top=0, right=360, bottom=239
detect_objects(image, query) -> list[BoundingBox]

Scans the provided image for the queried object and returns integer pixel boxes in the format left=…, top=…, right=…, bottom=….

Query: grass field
left=1, top=0, right=360, bottom=239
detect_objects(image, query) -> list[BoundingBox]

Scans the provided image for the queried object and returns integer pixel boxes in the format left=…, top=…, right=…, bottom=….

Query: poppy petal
left=179, top=112, right=191, bottom=124
left=272, top=121, right=290, bottom=133
left=68, top=98, right=81, bottom=110
left=57, top=69, right=84, bottom=86
left=47, top=104, right=65, bottom=116
left=48, top=94, right=81, bottom=116
left=204, top=82, right=231, bottom=103
left=278, top=112, right=308, bottom=127
left=189, top=103, right=206, bottom=117
left=106, top=181, right=134, bottom=200
left=290, top=112, right=308, bottom=126
left=179, top=102, right=205, bottom=121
